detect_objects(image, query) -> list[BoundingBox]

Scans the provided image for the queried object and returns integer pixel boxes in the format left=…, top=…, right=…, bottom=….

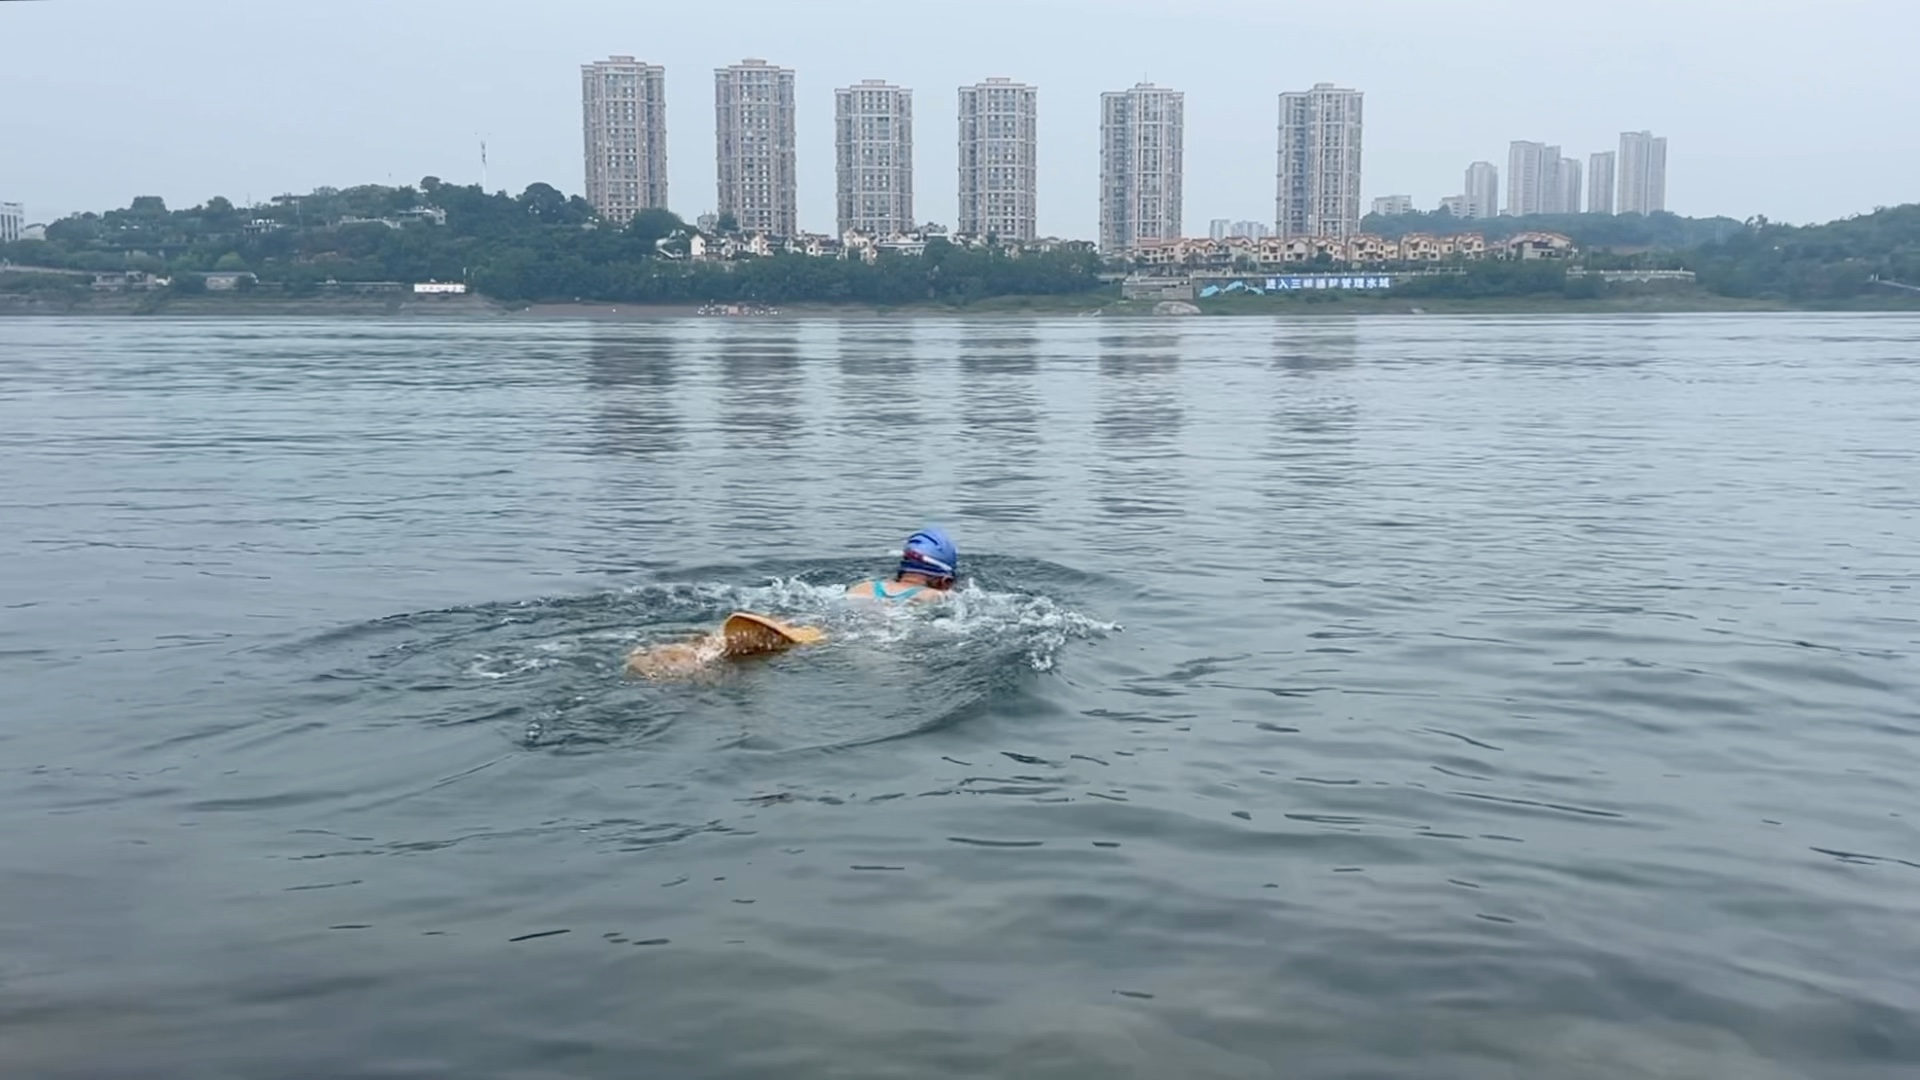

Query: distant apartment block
left=1098, top=82, right=1183, bottom=253
left=0, top=201, right=21, bottom=243
left=958, top=78, right=1038, bottom=241
left=1231, top=220, right=1272, bottom=239
left=1371, top=195, right=1413, bottom=217
left=1551, top=157, right=1582, bottom=216
left=716, top=58, right=798, bottom=236
left=1277, top=83, right=1364, bottom=239
left=1465, top=161, right=1499, bottom=219
left=1588, top=151, right=1616, bottom=214
left=1208, top=218, right=1232, bottom=240
left=581, top=57, right=668, bottom=225
left=1439, top=194, right=1470, bottom=219
left=835, top=80, right=914, bottom=236
left=1618, top=130, right=1668, bottom=215
left=1507, top=141, right=1557, bottom=216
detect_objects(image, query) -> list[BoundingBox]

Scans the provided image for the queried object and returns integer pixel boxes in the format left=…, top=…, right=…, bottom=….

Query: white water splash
left=719, top=577, right=1121, bottom=672
left=454, top=577, right=1118, bottom=684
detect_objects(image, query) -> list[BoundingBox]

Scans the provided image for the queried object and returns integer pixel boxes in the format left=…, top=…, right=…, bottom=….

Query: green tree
left=624, top=208, right=688, bottom=255
left=517, top=182, right=572, bottom=224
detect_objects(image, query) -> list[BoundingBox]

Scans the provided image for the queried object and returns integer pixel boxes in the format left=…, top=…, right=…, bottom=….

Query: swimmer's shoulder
left=844, top=579, right=951, bottom=603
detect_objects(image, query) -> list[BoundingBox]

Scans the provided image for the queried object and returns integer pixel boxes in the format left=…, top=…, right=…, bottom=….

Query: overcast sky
left=3, top=0, right=1915, bottom=233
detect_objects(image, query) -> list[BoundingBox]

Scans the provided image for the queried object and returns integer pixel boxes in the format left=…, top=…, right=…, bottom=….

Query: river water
left=1, top=315, right=1916, bottom=1079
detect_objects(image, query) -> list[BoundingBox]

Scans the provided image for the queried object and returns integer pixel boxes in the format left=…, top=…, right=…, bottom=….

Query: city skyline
left=576, top=59, right=1676, bottom=240
left=3, top=0, right=1905, bottom=238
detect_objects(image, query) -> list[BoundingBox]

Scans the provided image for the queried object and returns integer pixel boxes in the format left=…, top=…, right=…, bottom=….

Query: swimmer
left=625, top=527, right=959, bottom=679
left=845, top=527, right=960, bottom=604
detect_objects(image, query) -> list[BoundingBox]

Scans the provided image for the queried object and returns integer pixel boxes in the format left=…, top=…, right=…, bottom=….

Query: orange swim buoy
left=625, top=611, right=826, bottom=680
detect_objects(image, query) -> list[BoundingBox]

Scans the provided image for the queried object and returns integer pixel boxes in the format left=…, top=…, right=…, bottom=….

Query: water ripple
left=2, top=315, right=1918, bottom=1079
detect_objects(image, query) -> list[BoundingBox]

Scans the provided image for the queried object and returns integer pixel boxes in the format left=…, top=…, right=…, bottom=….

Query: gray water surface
left=2, top=315, right=1917, bottom=1079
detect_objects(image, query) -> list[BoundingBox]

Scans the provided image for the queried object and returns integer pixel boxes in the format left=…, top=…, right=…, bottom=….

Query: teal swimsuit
left=870, top=580, right=924, bottom=602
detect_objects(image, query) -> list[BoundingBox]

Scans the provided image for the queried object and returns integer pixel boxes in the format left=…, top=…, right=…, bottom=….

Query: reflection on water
left=1264, top=324, right=1359, bottom=517
left=1094, top=327, right=1187, bottom=520
left=1273, top=324, right=1359, bottom=376
left=958, top=323, right=1043, bottom=523
left=834, top=321, right=928, bottom=495
left=719, top=329, right=806, bottom=450
left=586, top=329, right=682, bottom=459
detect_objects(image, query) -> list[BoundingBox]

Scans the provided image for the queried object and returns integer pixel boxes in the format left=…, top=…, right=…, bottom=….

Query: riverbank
left=0, top=291, right=504, bottom=318
left=5, top=288, right=1917, bottom=318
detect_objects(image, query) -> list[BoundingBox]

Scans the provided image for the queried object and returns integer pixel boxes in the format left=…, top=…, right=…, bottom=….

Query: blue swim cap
left=898, top=527, right=958, bottom=581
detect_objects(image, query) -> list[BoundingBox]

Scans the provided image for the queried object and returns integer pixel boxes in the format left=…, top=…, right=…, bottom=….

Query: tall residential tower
left=715, top=58, right=798, bottom=236
left=1618, top=131, right=1668, bottom=215
left=1588, top=151, right=1617, bottom=214
left=1507, top=141, right=1557, bottom=217
left=1551, top=156, right=1582, bottom=215
left=1275, top=82, right=1364, bottom=239
left=835, top=80, right=914, bottom=236
left=581, top=57, right=668, bottom=224
left=1098, top=82, right=1183, bottom=253
left=1465, top=161, right=1499, bottom=219
left=957, top=78, right=1038, bottom=241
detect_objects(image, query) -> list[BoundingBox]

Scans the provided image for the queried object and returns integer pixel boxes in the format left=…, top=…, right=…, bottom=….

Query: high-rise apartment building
left=957, top=78, right=1038, bottom=241
left=1098, top=82, right=1183, bottom=253
left=1618, top=131, right=1668, bottom=215
left=1230, top=220, right=1272, bottom=239
left=1209, top=218, right=1232, bottom=240
left=1276, top=83, right=1364, bottom=239
left=1439, top=195, right=1470, bottom=219
left=1588, top=151, right=1616, bottom=214
left=581, top=57, right=668, bottom=225
left=715, top=58, right=798, bottom=236
left=1507, top=141, right=1558, bottom=217
left=1465, top=161, right=1499, bottom=219
left=0, top=201, right=22, bottom=244
left=1550, top=156, right=1582, bottom=215
left=835, top=80, right=913, bottom=236
left=1371, top=195, right=1413, bottom=217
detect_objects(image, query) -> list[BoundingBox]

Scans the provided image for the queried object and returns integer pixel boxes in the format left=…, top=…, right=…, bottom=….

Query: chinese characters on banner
left=1262, top=275, right=1394, bottom=290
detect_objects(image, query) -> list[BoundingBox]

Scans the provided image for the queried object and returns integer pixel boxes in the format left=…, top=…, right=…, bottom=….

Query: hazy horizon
left=3, top=0, right=1915, bottom=233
